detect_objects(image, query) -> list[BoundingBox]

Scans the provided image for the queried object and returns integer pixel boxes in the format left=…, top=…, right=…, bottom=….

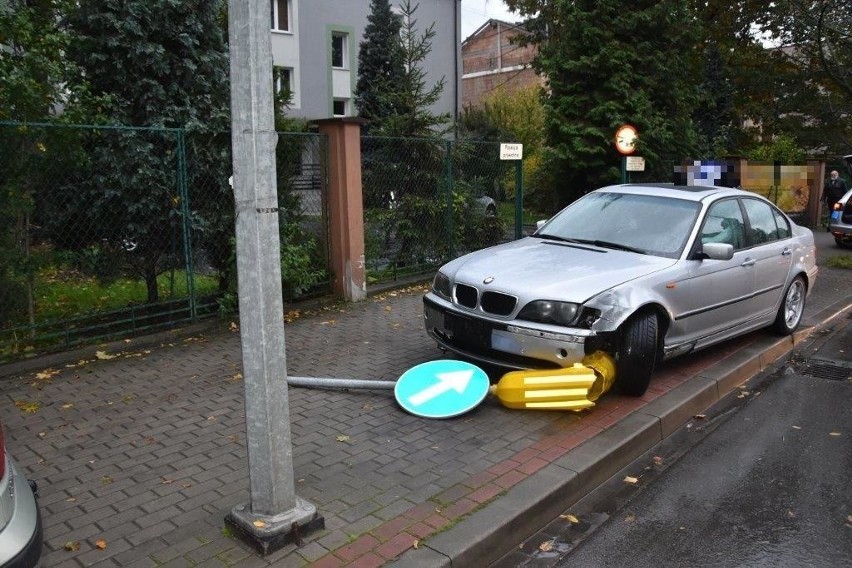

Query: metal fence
left=0, top=122, right=329, bottom=360
left=361, top=136, right=525, bottom=284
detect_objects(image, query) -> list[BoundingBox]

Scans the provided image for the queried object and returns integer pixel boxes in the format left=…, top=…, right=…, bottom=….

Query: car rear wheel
left=773, top=276, right=806, bottom=335
left=616, top=311, right=658, bottom=396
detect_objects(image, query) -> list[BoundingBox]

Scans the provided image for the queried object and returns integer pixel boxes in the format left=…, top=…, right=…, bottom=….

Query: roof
left=597, top=183, right=748, bottom=202
left=462, top=18, right=528, bottom=46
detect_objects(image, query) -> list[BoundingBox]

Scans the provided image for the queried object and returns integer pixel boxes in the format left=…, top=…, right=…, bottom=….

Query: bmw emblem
left=483, top=276, right=495, bottom=284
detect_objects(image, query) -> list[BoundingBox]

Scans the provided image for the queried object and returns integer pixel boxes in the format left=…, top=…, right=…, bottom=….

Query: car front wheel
left=616, top=311, right=658, bottom=396
left=773, top=276, right=806, bottom=335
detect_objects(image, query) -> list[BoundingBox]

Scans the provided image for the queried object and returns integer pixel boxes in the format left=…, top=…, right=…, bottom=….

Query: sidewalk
left=1, top=263, right=850, bottom=567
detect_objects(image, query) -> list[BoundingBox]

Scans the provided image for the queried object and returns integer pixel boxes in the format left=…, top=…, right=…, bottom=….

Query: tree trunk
left=145, top=267, right=159, bottom=303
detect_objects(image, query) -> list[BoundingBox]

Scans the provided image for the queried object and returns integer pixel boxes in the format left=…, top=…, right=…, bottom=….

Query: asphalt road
left=561, top=326, right=851, bottom=567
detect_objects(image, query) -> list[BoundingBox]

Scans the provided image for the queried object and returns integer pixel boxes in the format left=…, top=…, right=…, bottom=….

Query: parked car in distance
left=424, top=183, right=818, bottom=395
left=828, top=186, right=852, bottom=248
left=0, top=419, right=42, bottom=568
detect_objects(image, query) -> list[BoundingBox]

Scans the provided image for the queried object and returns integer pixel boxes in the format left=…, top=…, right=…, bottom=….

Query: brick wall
left=461, top=20, right=539, bottom=109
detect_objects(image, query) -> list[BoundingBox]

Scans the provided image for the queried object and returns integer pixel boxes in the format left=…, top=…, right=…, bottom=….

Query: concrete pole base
left=225, top=497, right=324, bottom=556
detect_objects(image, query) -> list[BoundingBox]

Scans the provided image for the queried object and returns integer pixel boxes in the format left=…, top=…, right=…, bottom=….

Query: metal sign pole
left=225, top=0, right=321, bottom=555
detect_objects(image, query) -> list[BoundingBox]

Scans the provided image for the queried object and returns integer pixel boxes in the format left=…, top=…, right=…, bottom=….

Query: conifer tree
left=355, top=0, right=405, bottom=131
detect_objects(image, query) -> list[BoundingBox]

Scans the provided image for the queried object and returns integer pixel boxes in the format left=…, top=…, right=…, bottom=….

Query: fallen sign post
left=287, top=351, right=617, bottom=417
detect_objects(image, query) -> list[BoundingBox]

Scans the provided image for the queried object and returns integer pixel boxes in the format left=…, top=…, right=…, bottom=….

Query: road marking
left=408, top=370, right=473, bottom=406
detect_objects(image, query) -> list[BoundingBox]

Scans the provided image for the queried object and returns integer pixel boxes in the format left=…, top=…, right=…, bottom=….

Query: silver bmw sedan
left=424, top=184, right=817, bottom=396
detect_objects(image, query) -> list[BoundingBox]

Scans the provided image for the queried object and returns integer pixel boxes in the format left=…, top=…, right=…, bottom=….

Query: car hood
left=444, top=238, right=676, bottom=303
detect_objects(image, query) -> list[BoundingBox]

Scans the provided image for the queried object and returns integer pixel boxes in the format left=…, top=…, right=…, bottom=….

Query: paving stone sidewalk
left=1, top=266, right=850, bottom=567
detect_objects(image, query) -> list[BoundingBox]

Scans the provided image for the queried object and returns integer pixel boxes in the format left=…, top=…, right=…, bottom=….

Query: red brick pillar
left=314, top=118, right=367, bottom=301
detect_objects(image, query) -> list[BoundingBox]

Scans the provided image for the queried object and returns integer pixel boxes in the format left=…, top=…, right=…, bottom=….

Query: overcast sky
left=461, top=0, right=521, bottom=40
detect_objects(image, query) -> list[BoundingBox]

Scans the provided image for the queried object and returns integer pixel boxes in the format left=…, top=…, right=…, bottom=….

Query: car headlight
left=432, top=271, right=452, bottom=299
left=517, top=301, right=600, bottom=328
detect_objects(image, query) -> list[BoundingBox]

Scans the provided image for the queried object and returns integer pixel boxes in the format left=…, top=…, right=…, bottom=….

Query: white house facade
left=269, top=0, right=462, bottom=122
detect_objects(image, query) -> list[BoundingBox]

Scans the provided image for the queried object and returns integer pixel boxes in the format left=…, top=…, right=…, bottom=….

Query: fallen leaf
left=829, top=432, right=841, bottom=436
left=336, top=435, right=351, bottom=443
left=182, top=482, right=192, bottom=488
left=15, top=400, right=41, bottom=413
left=653, top=456, right=664, bottom=466
left=229, top=322, right=239, bottom=332
left=539, top=540, right=554, bottom=552
left=62, top=403, right=74, bottom=409
left=228, top=434, right=239, bottom=442
left=384, top=305, right=392, bottom=312
left=560, top=514, right=580, bottom=524
left=792, top=426, right=802, bottom=430
left=694, top=414, right=706, bottom=420
left=787, top=510, right=796, bottom=518
left=101, top=476, right=112, bottom=485
left=207, top=416, right=217, bottom=421
left=624, top=476, right=639, bottom=485
left=253, top=520, right=266, bottom=528
left=95, top=540, right=107, bottom=550
left=64, top=541, right=81, bottom=551
left=38, top=432, right=46, bottom=438
left=34, top=369, right=60, bottom=380
left=847, top=515, right=852, bottom=523
left=95, top=350, right=117, bottom=360
left=161, top=478, right=174, bottom=484
left=66, top=497, right=77, bottom=503
left=413, top=539, right=419, bottom=549
left=124, top=339, right=132, bottom=343
left=624, top=512, right=636, bottom=522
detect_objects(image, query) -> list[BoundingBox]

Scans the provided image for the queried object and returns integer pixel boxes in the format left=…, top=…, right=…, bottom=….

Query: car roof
left=596, top=183, right=748, bottom=202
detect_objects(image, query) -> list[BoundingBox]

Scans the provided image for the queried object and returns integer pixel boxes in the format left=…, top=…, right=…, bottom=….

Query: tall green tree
left=507, top=0, right=702, bottom=207
left=380, top=0, right=450, bottom=137
left=0, top=0, right=74, bottom=329
left=55, top=0, right=231, bottom=303
left=0, top=0, right=70, bottom=121
left=354, top=0, right=405, bottom=132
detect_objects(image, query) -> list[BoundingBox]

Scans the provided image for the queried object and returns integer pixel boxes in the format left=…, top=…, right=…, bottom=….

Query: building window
left=273, top=66, right=293, bottom=96
left=332, top=99, right=348, bottom=117
left=331, top=32, right=347, bottom=69
left=271, top=0, right=290, bottom=32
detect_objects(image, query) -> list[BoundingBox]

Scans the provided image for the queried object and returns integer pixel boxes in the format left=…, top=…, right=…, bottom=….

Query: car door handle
left=781, top=248, right=792, bottom=256
left=741, top=258, right=756, bottom=267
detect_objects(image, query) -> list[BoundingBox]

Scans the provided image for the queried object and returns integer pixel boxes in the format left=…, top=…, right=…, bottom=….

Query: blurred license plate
left=830, top=211, right=841, bottom=221
left=444, top=312, right=491, bottom=347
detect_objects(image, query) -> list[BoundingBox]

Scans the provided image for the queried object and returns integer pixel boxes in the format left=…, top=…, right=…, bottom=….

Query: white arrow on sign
left=408, top=370, right=474, bottom=407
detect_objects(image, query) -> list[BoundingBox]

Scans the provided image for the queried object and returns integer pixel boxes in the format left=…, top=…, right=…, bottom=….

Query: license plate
left=831, top=211, right=841, bottom=221
left=444, top=311, right=491, bottom=347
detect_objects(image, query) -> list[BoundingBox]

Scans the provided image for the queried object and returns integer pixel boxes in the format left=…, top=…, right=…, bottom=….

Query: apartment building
left=270, top=0, right=462, bottom=122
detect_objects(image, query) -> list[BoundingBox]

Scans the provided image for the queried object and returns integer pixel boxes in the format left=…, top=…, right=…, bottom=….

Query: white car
left=827, top=186, right=852, bottom=248
left=0, top=418, right=42, bottom=568
left=424, top=184, right=818, bottom=396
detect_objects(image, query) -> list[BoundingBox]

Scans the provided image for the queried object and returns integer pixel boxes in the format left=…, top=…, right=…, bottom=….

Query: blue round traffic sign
left=394, top=360, right=490, bottom=419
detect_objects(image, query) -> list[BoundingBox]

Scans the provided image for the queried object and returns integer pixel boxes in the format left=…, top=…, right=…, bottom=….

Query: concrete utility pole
left=224, top=0, right=322, bottom=555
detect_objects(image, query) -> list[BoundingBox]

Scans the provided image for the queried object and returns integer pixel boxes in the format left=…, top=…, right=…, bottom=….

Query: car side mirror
left=535, top=219, right=547, bottom=231
left=697, top=242, right=734, bottom=261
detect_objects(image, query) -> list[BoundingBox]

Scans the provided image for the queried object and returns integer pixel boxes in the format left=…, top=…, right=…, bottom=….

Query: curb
left=393, top=299, right=852, bottom=567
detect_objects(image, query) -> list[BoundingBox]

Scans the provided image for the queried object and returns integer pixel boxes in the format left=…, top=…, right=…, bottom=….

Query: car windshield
left=537, top=192, right=701, bottom=258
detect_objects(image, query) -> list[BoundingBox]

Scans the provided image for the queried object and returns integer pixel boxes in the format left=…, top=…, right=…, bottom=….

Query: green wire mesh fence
left=361, top=136, right=523, bottom=285
left=0, top=122, right=329, bottom=361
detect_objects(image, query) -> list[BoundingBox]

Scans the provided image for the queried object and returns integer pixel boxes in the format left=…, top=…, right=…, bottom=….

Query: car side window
left=772, top=208, right=791, bottom=239
left=742, top=199, right=779, bottom=245
left=701, top=200, right=746, bottom=250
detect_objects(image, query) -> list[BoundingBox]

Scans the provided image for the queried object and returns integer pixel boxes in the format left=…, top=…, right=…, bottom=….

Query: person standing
left=823, top=170, right=848, bottom=230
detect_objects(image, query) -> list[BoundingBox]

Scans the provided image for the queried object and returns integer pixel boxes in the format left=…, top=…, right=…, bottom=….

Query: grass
left=825, top=255, right=852, bottom=269
left=25, top=267, right=218, bottom=324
